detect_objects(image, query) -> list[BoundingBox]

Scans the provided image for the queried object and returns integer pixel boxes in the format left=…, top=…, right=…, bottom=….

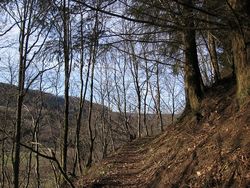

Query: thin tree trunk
left=156, top=64, right=163, bottom=132
left=149, top=82, right=158, bottom=134
left=14, top=0, right=33, bottom=185
left=34, top=78, right=44, bottom=188
left=86, top=9, right=99, bottom=167
left=129, top=42, right=141, bottom=138
left=119, top=58, right=131, bottom=139
left=101, top=103, right=108, bottom=159
left=62, top=0, right=70, bottom=173
left=171, top=86, right=175, bottom=124
left=107, top=88, right=115, bottom=152
left=72, top=11, right=90, bottom=176
left=86, top=55, right=95, bottom=167
left=143, top=54, right=150, bottom=136
left=208, top=32, right=220, bottom=82
left=14, top=36, right=25, bottom=188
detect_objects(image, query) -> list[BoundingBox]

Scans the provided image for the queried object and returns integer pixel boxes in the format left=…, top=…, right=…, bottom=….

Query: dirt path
left=78, top=136, right=158, bottom=187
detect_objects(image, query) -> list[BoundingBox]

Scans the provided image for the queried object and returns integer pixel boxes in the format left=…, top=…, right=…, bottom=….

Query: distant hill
left=0, top=82, right=84, bottom=111
left=0, top=82, right=171, bottom=151
left=0, top=82, right=104, bottom=147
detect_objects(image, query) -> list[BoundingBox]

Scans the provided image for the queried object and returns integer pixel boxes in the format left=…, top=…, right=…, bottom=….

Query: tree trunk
left=86, top=46, right=95, bottom=168
left=14, top=1, right=32, bottom=185
left=156, top=64, right=163, bottom=132
left=232, top=33, right=250, bottom=104
left=62, top=0, right=70, bottom=173
left=129, top=42, right=141, bottom=138
left=208, top=32, right=221, bottom=82
left=143, top=58, right=149, bottom=136
left=229, top=0, right=250, bottom=105
left=72, top=11, right=89, bottom=176
left=86, top=8, right=99, bottom=167
left=14, top=38, right=25, bottom=188
left=182, top=0, right=204, bottom=112
left=121, top=58, right=131, bottom=139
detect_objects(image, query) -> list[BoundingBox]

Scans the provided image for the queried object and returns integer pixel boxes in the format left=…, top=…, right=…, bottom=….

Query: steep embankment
left=76, top=77, right=250, bottom=187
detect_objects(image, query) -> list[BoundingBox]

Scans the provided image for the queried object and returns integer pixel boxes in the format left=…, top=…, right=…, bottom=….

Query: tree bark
left=129, top=42, right=142, bottom=138
left=72, top=11, right=89, bottom=176
left=182, top=0, right=204, bottom=112
left=143, top=57, right=150, bottom=136
left=86, top=44, right=95, bottom=168
left=229, top=0, right=250, bottom=105
left=62, top=0, right=70, bottom=173
left=156, top=64, right=163, bottom=132
left=208, top=32, right=221, bottom=82
left=86, top=7, right=99, bottom=167
left=14, top=1, right=33, bottom=186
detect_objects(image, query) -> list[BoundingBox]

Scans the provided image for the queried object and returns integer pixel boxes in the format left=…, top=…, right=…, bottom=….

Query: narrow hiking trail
left=77, top=136, right=159, bottom=187
left=75, top=78, right=250, bottom=188
left=96, top=137, right=155, bottom=186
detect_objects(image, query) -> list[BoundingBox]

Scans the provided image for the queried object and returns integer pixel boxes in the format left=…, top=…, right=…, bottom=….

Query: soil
left=75, top=77, right=250, bottom=188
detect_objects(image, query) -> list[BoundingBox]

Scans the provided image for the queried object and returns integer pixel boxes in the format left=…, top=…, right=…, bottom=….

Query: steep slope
left=76, top=77, right=250, bottom=187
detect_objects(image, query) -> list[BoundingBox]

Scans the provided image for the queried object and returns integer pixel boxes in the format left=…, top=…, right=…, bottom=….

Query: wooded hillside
left=0, top=0, right=249, bottom=187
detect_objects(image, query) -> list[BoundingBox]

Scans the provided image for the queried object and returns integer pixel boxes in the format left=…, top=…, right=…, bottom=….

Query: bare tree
left=127, top=40, right=142, bottom=138
left=142, top=48, right=150, bottom=136
left=207, top=31, right=220, bottom=82
left=1, top=1, right=52, bottom=187
left=86, top=4, right=101, bottom=168
left=72, top=10, right=91, bottom=176
left=61, top=0, right=71, bottom=173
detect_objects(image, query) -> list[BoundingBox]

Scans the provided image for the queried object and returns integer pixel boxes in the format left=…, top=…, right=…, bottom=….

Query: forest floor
left=75, top=77, right=250, bottom=188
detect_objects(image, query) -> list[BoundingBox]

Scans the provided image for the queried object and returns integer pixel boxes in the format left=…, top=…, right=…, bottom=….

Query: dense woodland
left=0, top=0, right=249, bottom=187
